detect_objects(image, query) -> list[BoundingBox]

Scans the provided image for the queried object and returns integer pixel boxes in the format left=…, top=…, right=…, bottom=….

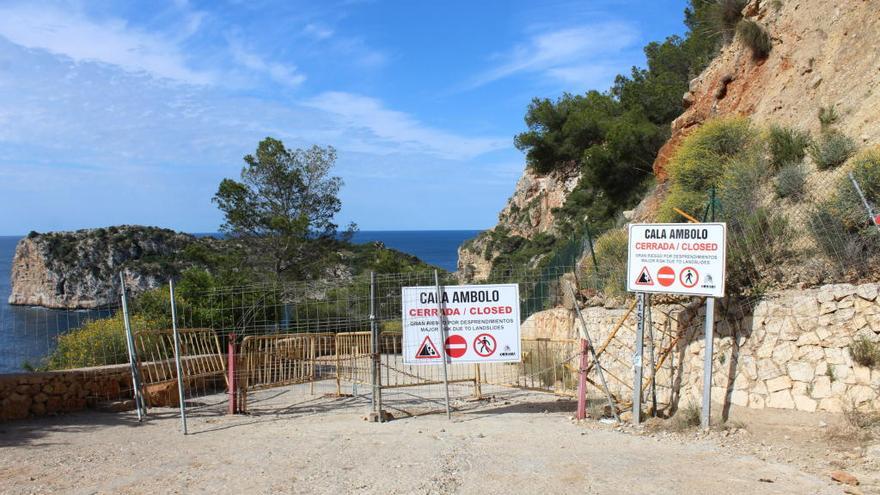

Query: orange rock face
left=653, top=0, right=880, bottom=180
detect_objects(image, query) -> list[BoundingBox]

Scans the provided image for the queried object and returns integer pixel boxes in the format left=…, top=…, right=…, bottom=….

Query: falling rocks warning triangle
left=635, top=267, right=654, bottom=286
left=416, top=336, right=440, bottom=359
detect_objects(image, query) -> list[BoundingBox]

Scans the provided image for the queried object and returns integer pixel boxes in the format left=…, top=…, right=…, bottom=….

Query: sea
left=0, top=230, right=480, bottom=373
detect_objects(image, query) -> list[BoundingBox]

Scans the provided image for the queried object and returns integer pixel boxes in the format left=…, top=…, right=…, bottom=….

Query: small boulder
left=830, top=470, right=859, bottom=486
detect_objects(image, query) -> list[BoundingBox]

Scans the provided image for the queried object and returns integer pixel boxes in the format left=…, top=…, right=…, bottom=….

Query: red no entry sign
left=444, top=334, right=467, bottom=358
left=657, top=266, right=675, bottom=287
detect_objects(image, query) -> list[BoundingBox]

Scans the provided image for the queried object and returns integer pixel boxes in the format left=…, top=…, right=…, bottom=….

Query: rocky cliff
left=457, top=165, right=581, bottom=281
left=8, top=226, right=204, bottom=309
left=653, top=0, right=880, bottom=180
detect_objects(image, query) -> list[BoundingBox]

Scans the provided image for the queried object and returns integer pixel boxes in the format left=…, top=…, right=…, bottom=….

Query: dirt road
left=0, top=389, right=848, bottom=494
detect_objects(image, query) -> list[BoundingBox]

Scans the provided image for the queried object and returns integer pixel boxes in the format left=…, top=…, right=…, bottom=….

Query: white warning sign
left=626, top=223, right=727, bottom=297
left=401, top=284, right=521, bottom=365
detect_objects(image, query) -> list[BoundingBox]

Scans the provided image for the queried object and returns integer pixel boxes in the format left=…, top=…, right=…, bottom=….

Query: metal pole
left=710, top=186, right=716, bottom=222
left=369, top=272, right=384, bottom=422
left=849, top=172, right=880, bottom=234
left=434, top=270, right=452, bottom=420
left=646, top=295, right=657, bottom=416
left=227, top=332, right=237, bottom=415
left=567, top=283, right=620, bottom=422
left=370, top=272, right=377, bottom=414
left=119, top=273, right=145, bottom=421
left=575, top=337, right=588, bottom=420
left=633, top=292, right=646, bottom=425
left=168, top=280, right=188, bottom=434
left=585, top=223, right=599, bottom=273
left=701, top=297, right=715, bottom=429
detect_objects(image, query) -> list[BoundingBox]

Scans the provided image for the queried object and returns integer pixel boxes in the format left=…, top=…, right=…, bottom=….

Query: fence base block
left=367, top=410, right=392, bottom=422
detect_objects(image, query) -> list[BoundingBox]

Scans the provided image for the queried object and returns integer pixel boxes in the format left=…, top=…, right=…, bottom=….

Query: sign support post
left=633, top=292, right=645, bottom=425
left=647, top=294, right=658, bottom=416
left=433, top=270, right=452, bottom=420
left=626, top=222, right=727, bottom=428
left=701, top=297, right=715, bottom=429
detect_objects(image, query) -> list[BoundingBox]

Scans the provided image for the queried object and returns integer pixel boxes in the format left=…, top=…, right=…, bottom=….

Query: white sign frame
left=401, top=283, right=521, bottom=365
left=626, top=223, right=727, bottom=298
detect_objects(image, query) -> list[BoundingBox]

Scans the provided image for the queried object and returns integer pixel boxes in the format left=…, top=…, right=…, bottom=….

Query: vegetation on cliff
left=640, top=111, right=879, bottom=295
left=464, top=0, right=743, bottom=278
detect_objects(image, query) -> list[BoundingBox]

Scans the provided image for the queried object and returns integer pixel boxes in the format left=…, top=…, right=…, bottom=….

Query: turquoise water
left=0, top=230, right=480, bottom=372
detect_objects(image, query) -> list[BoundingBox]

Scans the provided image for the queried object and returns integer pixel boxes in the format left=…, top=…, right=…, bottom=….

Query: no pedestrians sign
left=626, top=223, right=726, bottom=297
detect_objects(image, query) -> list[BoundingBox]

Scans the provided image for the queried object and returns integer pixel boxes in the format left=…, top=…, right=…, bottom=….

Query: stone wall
left=0, top=365, right=133, bottom=421
left=522, top=282, right=880, bottom=414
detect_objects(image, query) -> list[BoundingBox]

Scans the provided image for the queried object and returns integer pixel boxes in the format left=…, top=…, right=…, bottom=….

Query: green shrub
left=46, top=316, right=130, bottom=370
left=847, top=147, right=880, bottom=204
left=673, top=401, right=702, bottom=430
left=774, top=163, right=807, bottom=199
left=767, top=125, right=811, bottom=170
left=659, top=117, right=758, bottom=222
left=657, top=187, right=709, bottom=222
left=666, top=117, right=755, bottom=191
left=813, top=148, right=880, bottom=259
left=584, top=228, right=628, bottom=296
left=818, top=106, right=839, bottom=130
left=736, top=19, right=772, bottom=59
left=711, top=0, right=748, bottom=43
left=849, top=336, right=880, bottom=368
left=809, top=131, right=856, bottom=169
left=727, top=208, right=792, bottom=291
left=717, top=150, right=766, bottom=219
left=809, top=151, right=880, bottom=270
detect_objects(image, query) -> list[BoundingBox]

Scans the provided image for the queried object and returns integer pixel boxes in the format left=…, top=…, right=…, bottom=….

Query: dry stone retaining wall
left=0, top=365, right=132, bottom=421
left=522, top=282, right=880, bottom=414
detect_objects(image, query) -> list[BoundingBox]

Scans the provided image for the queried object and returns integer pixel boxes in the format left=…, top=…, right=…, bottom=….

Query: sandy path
left=0, top=389, right=841, bottom=494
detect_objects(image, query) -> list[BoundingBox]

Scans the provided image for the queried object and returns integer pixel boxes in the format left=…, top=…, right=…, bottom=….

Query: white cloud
left=302, top=23, right=335, bottom=41
left=0, top=3, right=215, bottom=85
left=469, top=22, right=640, bottom=88
left=303, top=92, right=508, bottom=159
left=228, top=38, right=306, bottom=87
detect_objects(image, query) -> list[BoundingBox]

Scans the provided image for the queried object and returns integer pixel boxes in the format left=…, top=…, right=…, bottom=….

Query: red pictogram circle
left=657, top=266, right=676, bottom=287
left=472, top=333, right=497, bottom=357
left=679, top=266, right=699, bottom=288
left=444, top=334, right=467, bottom=358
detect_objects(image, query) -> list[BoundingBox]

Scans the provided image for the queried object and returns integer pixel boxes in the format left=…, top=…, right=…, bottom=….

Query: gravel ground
left=0, top=384, right=851, bottom=494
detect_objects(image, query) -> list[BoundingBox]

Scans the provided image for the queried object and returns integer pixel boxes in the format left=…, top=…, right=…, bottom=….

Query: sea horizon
left=0, top=229, right=481, bottom=372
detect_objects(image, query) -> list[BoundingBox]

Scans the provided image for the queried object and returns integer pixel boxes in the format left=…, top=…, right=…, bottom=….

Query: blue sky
left=0, top=0, right=688, bottom=234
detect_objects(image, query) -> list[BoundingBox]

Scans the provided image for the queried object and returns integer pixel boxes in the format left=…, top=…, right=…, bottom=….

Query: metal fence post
left=585, top=223, right=599, bottom=273
left=701, top=297, right=716, bottom=429
left=575, top=337, right=588, bottom=420
left=567, top=283, right=620, bottom=423
left=169, top=280, right=188, bottom=435
left=227, top=332, right=237, bottom=415
left=119, top=273, right=146, bottom=421
left=633, top=292, right=646, bottom=425
left=850, top=172, right=880, bottom=234
left=434, top=270, right=452, bottom=420
left=369, top=271, right=385, bottom=422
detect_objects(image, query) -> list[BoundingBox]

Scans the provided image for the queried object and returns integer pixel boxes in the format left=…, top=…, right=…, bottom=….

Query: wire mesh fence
left=577, top=165, right=880, bottom=303
left=1, top=157, right=874, bottom=425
